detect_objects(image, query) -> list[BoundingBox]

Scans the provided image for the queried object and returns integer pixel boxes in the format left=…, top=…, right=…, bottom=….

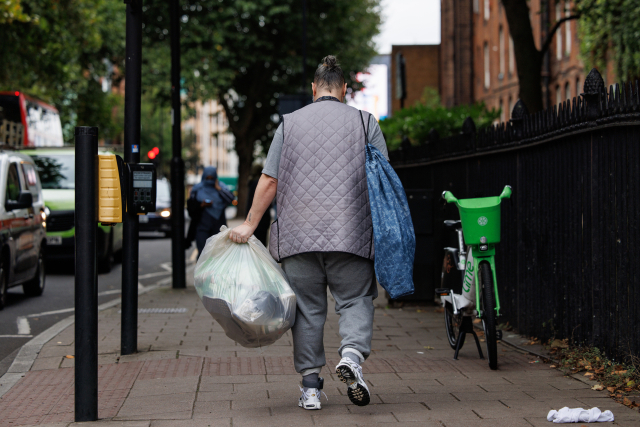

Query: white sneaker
left=335, top=357, right=370, bottom=406
left=298, top=386, right=324, bottom=410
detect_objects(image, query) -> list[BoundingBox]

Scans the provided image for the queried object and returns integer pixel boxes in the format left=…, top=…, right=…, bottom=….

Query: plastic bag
left=194, top=226, right=296, bottom=348
left=365, top=143, right=416, bottom=299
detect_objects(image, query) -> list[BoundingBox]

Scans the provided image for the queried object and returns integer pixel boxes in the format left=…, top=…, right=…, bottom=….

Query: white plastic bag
left=194, top=226, right=296, bottom=348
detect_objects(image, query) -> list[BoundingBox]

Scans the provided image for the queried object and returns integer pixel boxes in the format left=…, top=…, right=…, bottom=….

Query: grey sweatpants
left=281, top=252, right=377, bottom=375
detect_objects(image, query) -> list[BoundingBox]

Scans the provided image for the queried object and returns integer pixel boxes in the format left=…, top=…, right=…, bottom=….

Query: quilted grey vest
left=269, top=101, right=373, bottom=261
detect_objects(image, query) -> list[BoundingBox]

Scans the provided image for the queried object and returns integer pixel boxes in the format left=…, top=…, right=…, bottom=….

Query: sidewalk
left=1, top=269, right=640, bottom=426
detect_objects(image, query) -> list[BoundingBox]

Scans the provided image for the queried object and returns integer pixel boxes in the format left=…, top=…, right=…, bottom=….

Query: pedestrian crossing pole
left=122, top=0, right=142, bottom=355
left=74, top=127, right=98, bottom=422
left=170, top=0, right=186, bottom=289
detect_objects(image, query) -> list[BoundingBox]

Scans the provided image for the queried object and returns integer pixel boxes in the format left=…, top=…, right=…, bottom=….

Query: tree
left=142, top=0, right=381, bottom=216
left=576, top=0, right=640, bottom=82
left=501, top=0, right=580, bottom=112
left=0, top=0, right=31, bottom=24
left=379, top=88, right=501, bottom=150
left=0, top=0, right=125, bottom=141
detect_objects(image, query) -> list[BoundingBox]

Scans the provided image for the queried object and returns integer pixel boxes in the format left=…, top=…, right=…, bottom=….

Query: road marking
left=160, top=262, right=172, bottom=272
left=98, top=289, right=121, bottom=296
left=138, top=270, right=171, bottom=279
left=26, top=307, right=74, bottom=318
left=16, top=317, right=30, bottom=335
left=0, top=335, right=33, bottom=338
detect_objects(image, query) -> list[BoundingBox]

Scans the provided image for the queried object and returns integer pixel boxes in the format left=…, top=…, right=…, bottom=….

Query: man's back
left=269, top=100, right=373, bottom=261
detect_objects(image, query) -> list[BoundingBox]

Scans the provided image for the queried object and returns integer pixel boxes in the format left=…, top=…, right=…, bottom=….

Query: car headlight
left=160, top=209, right=171, bottom=218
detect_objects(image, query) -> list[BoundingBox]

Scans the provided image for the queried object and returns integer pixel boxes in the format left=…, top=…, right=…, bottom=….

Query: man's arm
left=229, top=174, right=277, bottom=243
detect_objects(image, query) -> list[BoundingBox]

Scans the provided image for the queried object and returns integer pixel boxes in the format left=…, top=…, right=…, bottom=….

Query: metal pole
left=122, top=0, right=142, bottom=355
left=74, top=126, right=98, bottom=422
left=170, top=0, right=186, bottom=289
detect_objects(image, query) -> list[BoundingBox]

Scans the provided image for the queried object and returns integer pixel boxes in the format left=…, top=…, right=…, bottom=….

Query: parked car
left=139, top=178, right=172, bottom=237
left=0, top=151, right=46, bottom=309
left=19, top=147, right=123, bottom=273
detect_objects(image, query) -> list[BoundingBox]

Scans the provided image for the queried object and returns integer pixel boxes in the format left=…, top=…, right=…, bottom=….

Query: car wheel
left=23, top=249, right=45, bottom=297
left=0, top=262, right=6, bottom=310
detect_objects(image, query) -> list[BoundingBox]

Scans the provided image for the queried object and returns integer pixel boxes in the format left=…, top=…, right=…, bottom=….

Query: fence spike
left=572, top=97, right=577, bottom=123
left=609, top=84, right=615, bottom=113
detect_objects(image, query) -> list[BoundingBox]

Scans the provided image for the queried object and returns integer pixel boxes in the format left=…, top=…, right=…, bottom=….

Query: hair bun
left=322, top=55, right=338, bottom=70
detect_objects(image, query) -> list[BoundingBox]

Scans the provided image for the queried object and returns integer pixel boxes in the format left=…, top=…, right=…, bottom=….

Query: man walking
left=229, top=55, right=389, bottom=410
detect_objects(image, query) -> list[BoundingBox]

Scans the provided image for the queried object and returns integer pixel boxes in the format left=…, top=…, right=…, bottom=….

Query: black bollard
left=74, top=126, right=98, bottom=422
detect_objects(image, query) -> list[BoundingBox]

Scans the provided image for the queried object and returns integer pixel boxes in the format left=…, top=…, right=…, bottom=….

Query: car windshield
left=157, top=180, right=170, bottom=203
left=31, top=154, right=75, bottom=189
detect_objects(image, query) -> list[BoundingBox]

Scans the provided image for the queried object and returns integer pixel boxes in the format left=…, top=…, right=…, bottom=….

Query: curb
left=0, top=267, right=192, bottom=399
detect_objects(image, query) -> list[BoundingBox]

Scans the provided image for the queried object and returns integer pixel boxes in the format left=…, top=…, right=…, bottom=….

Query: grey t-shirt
left=262, top=113, right=388, bottom=179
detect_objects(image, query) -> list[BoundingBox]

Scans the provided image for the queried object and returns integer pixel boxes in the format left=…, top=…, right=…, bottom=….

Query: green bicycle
left=435, top=186, right=511, bottom=370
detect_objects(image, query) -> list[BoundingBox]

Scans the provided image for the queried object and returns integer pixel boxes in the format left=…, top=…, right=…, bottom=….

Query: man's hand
left=229, top=221, right=256, bottom=243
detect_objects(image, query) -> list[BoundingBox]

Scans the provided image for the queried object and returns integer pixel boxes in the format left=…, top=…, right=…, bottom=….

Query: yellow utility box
left=97, top=154, right=123, bottom=224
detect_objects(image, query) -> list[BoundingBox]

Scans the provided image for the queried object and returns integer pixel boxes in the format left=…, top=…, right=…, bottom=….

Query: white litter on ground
left=547, top=407, right=614, bottom=423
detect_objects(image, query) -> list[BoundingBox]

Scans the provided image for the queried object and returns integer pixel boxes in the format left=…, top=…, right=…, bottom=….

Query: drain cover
left=118, top=308, right=188, bottom=314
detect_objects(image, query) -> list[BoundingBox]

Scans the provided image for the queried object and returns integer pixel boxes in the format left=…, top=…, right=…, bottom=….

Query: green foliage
left=576, top=0, right=640, bottom=82
left=0, top=0, right=125, bottom=141
left=0, top=0, right=31, bottom=23
left=379, top=89, right=501, bottom=151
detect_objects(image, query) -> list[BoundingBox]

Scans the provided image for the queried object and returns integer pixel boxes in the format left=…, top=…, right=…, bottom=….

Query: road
left=0, top=233, right=197, bottom=376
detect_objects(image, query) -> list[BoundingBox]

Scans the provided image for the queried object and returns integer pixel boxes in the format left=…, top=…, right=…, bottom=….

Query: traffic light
left=147, top=147, right=160, bottom=167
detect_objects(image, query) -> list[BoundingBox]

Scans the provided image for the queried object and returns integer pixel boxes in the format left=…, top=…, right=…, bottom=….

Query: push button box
left=127, top=163, right=156, bottom=214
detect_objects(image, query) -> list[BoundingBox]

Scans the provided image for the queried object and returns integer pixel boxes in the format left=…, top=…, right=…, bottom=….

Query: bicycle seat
left=444, top=220, right=462, bottom=228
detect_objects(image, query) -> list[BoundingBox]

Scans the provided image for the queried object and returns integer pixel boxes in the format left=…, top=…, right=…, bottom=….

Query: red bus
left=0, top=91, right=64, bottom=147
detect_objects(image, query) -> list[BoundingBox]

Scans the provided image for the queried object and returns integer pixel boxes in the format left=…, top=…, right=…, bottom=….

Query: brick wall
left=390, top=45, right=440, bottom=115
left=443, top=0, right=594, bottom=119
left=440, top=0, right=474, bottom=108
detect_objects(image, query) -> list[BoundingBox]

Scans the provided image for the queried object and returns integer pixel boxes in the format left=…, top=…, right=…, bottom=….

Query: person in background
left=186, top=166, right=233, bottom=257
left=246, top=164, right=272, bottom=246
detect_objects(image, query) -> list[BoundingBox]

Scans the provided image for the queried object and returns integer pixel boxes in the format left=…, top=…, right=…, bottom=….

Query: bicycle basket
left=456, top=196, right=502, bottom=245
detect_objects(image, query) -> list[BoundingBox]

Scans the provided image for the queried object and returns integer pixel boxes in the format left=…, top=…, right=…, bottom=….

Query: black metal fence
left=390, top=69, right=640, bottom=358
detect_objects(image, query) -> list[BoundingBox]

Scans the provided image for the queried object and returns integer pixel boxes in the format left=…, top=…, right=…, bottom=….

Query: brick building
left=390, top=45, right=440, bottom=115
left=183, top=99, right=238, bottom=184
left=441, top=0, right=587, bottom=120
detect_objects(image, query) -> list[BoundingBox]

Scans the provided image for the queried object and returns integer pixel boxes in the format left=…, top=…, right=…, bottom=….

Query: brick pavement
left=1, top=271, right=639, bottom=426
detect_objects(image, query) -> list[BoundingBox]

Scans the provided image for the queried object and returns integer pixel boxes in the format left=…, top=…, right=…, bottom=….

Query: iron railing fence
left=389, top=69, right=640, bottom=359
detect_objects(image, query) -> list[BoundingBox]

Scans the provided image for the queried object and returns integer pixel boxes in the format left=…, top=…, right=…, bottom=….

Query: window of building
left=565, top=82, right=571, bottom=101
left=484, top=0, right=490, bottom=20
left=556, top=2, right=563, bottom=60
left=500, top=99, right=505, bottom=122
left=473, top=0, right=479, bottom=13
left=556, top=85, right=561, bottom=106
left=509, top=35, right=515, bottom=74
left=499, top=26, right=505, bottom=79
left=484, top=42, right=490, bottom=89
left=576, top=76, right=581, bottom=97
left=565, top=1, right=572, bottom=56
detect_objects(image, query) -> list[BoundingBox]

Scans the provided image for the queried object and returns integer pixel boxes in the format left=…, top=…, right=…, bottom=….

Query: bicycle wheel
left=479, top=262, right=498, bottom=370
left=444, top=302, right=465, bottom=350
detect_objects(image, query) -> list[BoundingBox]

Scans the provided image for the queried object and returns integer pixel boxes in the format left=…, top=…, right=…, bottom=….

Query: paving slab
left=1, top=275, right=639, bottom=426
